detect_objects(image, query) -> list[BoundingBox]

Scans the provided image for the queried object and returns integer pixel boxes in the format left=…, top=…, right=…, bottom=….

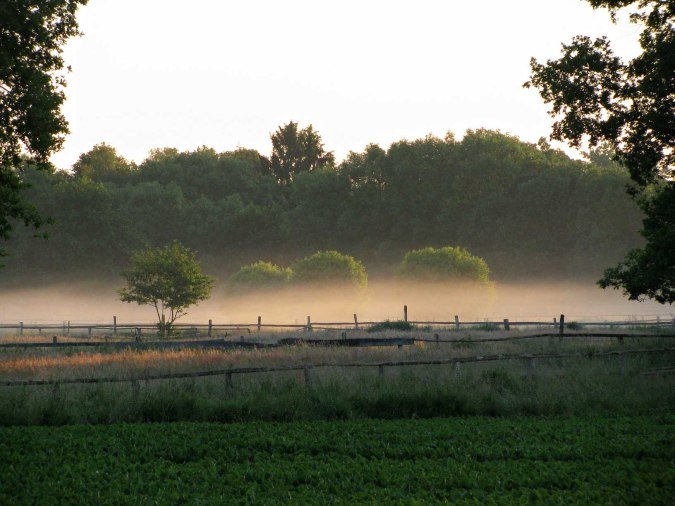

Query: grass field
left=0, top=332, right=673, bottom=425
left=1, top=416, right=672, bottom=504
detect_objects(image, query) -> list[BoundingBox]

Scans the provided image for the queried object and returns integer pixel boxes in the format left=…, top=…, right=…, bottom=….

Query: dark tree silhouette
left=270, top=122, right=335, bottom=183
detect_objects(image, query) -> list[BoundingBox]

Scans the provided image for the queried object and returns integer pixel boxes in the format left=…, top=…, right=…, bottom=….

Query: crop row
left=1, top=416, right=673, bottom=504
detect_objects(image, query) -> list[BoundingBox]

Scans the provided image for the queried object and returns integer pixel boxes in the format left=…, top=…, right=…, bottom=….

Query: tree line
left=1, top=126, right=643, bottom=283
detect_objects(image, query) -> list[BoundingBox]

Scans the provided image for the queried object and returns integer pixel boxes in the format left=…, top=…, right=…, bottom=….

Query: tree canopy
left=0, top=0, right=87, bottom=261
left=270, top=122, right=335, bottom=183
left=526, top=0, right=674, bottom=303
left=118, top=242, right=214, bottom=336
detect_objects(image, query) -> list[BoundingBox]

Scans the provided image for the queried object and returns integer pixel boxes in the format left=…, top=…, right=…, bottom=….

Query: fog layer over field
left=0, top=280, right=671, bottom=325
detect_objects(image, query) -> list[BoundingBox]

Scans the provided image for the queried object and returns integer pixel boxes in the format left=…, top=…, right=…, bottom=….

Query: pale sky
left=51, top=0, right=642, bottom=170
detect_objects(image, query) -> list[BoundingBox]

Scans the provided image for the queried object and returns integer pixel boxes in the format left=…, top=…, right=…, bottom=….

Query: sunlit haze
left=51, top=0, right=642, bottom=169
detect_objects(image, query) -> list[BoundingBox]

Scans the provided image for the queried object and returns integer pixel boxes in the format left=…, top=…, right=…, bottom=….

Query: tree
left=228, top=261, right=292, bottom=292
left=0, top=0, right=88, bottom=261
left=292, top=250, right=367, bottom=288
left=269, top=121, right=335, bottom=183
left=525, top=0, right=674, bottom=303
left=397, top=246, right=490, bottom=283
left=118, top=243, right=214, bottom=336
left=72, top=143, right=134, bottom=183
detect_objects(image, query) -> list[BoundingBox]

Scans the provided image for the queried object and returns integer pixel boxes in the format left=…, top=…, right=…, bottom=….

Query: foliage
left=0, top=130, right=646, bottom=282
left=398, top=246, right=490, bottom=283
left=599, top=183, right=675, bottom=303
left=0, top=417, right=672, bottom=503
left=366, top=320, right=415, bottom=333
left=228, top=261, right=292, bottom=291
left=292, top=250, right=368, bottom=288
left=118, top=242, right=214, bottom=336
left=270, top=121, right=335, bottom=183
left=525, top=0, right=674, bottom=303
left=0, top=0, right=87, bottom=261
left=72, top=142, right=134, bottom=183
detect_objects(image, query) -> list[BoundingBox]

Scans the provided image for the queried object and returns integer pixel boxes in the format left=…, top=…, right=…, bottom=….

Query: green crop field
left=1, top=416, right=673, bottom=504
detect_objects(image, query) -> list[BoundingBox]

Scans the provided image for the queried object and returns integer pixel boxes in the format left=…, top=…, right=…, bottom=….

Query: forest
left=0, top=127, right=643, bottom=284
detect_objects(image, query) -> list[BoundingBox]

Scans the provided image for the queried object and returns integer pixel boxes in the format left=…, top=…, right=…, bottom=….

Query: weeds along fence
left=1, top=308, right=674, bottom=337
left=1, top=347, right=673, bottom=389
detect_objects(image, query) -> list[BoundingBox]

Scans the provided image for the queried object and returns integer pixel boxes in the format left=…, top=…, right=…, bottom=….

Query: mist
left=0, top=278, right=671, bottom=326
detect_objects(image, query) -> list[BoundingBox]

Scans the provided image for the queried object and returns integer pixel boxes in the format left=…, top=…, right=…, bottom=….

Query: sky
left=51, top=0, right=643, bottom=170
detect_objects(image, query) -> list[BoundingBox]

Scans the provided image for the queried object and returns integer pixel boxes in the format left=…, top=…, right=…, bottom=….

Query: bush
left=397, top=246, right=490, bottom=283
left=292, top=251, right=367, bottom=288
left=228, top=261, right=292, bottom=291
left=366, top=320, right=415, bottom=333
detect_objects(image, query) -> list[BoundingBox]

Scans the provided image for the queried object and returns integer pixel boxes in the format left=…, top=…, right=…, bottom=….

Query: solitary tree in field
left=119, top=242, right=214, bottom=336
left=525, top=0, right=674, bottom=304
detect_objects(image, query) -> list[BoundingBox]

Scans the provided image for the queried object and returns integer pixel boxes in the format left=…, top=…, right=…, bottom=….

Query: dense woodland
left=0, top=128, right=643, bottom=284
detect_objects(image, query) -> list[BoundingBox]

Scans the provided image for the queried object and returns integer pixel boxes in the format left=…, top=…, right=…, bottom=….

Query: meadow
left=1, top=329, right=673, bottom=425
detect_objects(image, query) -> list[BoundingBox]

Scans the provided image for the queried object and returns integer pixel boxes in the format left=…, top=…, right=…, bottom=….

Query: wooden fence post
left=19, top=322, right=23, bottom=336
left=257, top=316, right=261, bottom=332
left=559, top=314, right=565, bottom=341
left=52, top=335, right=57, bottom=344
left=404, top=305, right=408, bottom=322
left=353, top=314, right=359, bottom=329
left=88, top=327, right=92, bottom=338
left=67, top=321, right=70, bottom=337
left=454, top=315, right=460, bottom=331
left=435, top=333, right=440, bottom=348
left=208, top=319, right=212, bottom=337
left=306, top=316, right=312, bottom=332
left=113, top=316, right=117, bottom=337
left=503, top=319, right=510, bottom=331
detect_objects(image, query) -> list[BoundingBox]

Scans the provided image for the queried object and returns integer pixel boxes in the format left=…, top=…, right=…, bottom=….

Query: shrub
left=397, top=246, right=490, bottom=283
left=367, top=320, right=415, bottom=333
left=228, top=261, right=292, bottom=291
left=292, top=251, right=367, bottom=288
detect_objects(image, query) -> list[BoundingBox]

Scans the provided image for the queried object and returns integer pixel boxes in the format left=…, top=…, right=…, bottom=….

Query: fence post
left=558, top=314, right=565, bottom=341
left=306, top=316, right=312, bottom=332
left=88, top=327, right=92, bottom=338
left=378, top=365, right=385, bottom=378
left=52, top=335, right=57, bottom=344
left=454, top=315, right=460, bottom=331
left=503, top=318, right=510, bottom=331
left=113, top=316, right=117, bottom=337
left=257, top=316, right=261, bottom=332
left=67, top=321, right=70, bottom=337
left=353, top=314, right=359, bottom=329
left=404, top=305, right=408, bottom=322
left=435, top=333, right=440, bottom=348
left=208, top=319, right=212, bottom=337
left=19, top=322, right=23, bottom=336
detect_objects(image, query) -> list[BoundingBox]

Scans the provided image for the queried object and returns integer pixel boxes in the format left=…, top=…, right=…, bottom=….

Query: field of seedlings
left=1, top=416, right=673, bottom=503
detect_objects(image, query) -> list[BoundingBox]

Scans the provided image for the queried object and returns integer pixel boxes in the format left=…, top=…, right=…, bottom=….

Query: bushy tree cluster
left=397, top=247, right=490, bottom=283
left=0, top=127, right=644, bottom=284
left=230, top=251, right=367, bottom=291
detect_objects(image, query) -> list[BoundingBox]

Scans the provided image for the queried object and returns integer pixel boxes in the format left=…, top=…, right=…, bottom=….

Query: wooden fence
left=1, top=308, right=674, bottom=337
left=1, top=347, right=673, bottom=388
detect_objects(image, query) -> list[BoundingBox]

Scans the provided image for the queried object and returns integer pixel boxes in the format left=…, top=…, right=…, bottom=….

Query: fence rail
left=1, top=347, right=672, bottom=388
left=2, top=309, right=674, bottom=337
